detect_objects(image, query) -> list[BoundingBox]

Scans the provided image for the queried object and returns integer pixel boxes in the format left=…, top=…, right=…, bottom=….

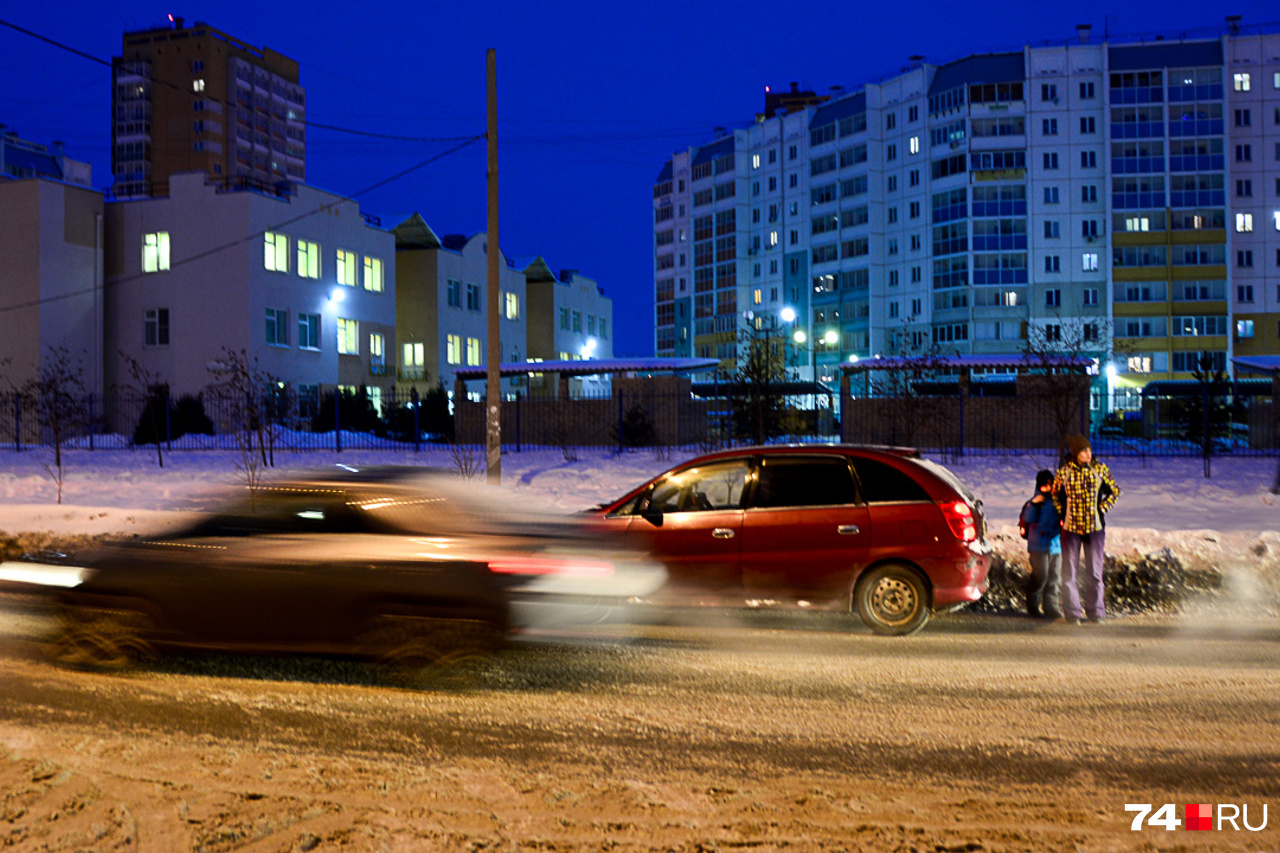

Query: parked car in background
left=587, top=445, right=991, bottom=635
left=0, top=467, right=664, bottom=669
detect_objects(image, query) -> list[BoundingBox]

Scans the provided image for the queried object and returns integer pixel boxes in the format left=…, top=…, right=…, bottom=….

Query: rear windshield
left=914, top=458, right=979, bottom=505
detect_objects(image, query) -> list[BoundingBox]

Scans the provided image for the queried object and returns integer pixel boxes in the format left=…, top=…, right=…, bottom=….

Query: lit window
left=264, top=232, right=288, bottom=272
left=751, top=153, right=760, bottom=169
left=1236, top=213, right=1254, bottom=232
left=337, top=318, right=358, bottom=355
left=142, top=232, right=170, bottom=273
left=753, top=288, right=762, bottom=305
left=1234, top=72, right=1251, bottom=92
left=505, top=292, right=519, bottom=320
left=465, top=336, right=481, bottom=366
left=446, top=334, right=461, bottom=365
left=1125, top=216, right=1150, bottom=232
left=297, top=240, right=320, bottom=279
left=363, top=256, right=384, bottom=292
left=1082, top=253, right=1098, bottom=271
left=369, top=332, right=384, bottom=362
left=1274, top=211, right=1280, bottom=231
left=336, top=249, right=357, bottom=286
left=1237, top=319, right=1255, bottom=338
left=1127, top=356, right=1152, bottom=374
left=908, top=136, right=920, bottom=154
left=192, top=78, right=205, bottom=92
left=402, top=342, right=424, bottom=368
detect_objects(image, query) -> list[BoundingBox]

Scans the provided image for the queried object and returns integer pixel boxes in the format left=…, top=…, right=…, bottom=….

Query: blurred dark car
left=587, top=445, right=991, bottom=635
left=0, top=466, right=664, bottom=669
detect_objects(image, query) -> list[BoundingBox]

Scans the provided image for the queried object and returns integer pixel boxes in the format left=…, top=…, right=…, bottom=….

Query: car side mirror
left=640, top=508, right=664, bottom=527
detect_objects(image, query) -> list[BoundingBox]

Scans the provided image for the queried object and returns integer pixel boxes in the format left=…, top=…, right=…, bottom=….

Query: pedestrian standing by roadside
left=1052, top=434, right=1121, bottom=624
left=1018, top=469, right=1062, bottom=619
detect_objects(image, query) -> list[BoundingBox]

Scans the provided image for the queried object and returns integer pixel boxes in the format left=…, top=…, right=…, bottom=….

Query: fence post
left=617, top=392, right=624, bottom=455
left=411, top=388, right=421, bottom=452
left=956, top=386, right=965, bottom=459
left=88, top=393, right=95, bottom=451
left=334, top=387, right=342, bottom=453
left=165, top=390, right=172, bottom=450
left=13, top=394, right=20, bottom=452
left=515, top=391, right=521, bottom=453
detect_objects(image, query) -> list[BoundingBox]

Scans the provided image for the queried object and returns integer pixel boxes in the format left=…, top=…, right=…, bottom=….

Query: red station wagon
left=589, top=445, right=992, bottom=635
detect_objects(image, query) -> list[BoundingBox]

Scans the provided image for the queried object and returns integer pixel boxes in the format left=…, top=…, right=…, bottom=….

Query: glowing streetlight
left=779, top=306, right=796, bottom=324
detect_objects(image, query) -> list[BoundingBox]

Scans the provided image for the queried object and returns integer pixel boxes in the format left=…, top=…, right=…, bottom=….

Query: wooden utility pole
left=485, top=48, right=502, bottom=484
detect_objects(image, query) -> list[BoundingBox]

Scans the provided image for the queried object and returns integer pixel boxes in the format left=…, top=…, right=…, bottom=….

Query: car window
left=192, top=492, right=366, bottom=536
left=753, top=457, right=857, bottom=508
left=851, top=457, right=931, bottom=503
left=645, top=459, right=749, bottom=513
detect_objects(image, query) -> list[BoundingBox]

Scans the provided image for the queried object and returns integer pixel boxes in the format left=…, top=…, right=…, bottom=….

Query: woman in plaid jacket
left=1051, top=434, right=1121, bottom=624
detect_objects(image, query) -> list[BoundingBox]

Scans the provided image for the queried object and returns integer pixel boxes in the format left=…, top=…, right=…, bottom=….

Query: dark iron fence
left=0, top=385, right=1275, bottom=458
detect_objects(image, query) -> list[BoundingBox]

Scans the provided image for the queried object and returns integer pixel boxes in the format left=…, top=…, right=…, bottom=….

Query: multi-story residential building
left=0, top=171, right=105, bottom=397
left=112, top=17, right=305, bottom=199
left=104, top=172, right=394, bottom=414
left=655, top=22, right=1280, bottom=396
left=392, top=214, right=527, bottom=399
left=523, top=258, right=614, bottom=363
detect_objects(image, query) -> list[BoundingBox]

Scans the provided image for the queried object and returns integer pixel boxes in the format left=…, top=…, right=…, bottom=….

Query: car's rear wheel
left=51, top=605, right=155, bottom=669
left=853, top=564, right=929, bottom=636
left=361, top=613, right=503, bottom=670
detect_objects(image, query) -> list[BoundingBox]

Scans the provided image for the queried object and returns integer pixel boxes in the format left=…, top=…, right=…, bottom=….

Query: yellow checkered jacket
left=1051, top=459, right=1120, bottom=534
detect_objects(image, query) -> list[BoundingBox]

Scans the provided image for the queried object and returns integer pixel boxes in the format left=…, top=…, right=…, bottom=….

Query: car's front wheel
left=853, top=564, right=929, bottom=636
left=50, top=605, right=155, bottom=668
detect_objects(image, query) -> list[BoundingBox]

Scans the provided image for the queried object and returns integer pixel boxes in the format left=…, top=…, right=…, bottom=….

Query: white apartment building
left=104, top=172, right=395, bottom=414
left=655, top=22, right=1280, bottom=396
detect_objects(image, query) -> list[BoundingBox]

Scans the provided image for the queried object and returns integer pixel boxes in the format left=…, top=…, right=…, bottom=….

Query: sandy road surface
left=1, top=607, right=1279, bottom=852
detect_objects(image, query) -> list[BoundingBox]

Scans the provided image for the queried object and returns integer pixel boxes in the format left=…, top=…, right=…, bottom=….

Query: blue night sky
left=2, top=1, right=1273, bottom=357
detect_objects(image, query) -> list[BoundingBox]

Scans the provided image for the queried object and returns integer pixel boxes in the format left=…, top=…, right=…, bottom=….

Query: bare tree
left=23, top=346, right=90, bottom=504
left=1021, top=316, right=1106, bottom=456
left=206, top=348, right=282, bottom=505
left=119, top=351, right=168, bottom=468
left=730, top=324, right=788, bottom=445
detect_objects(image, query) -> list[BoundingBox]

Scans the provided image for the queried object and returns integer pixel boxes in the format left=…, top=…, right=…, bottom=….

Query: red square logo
left=1186, top=803, right=1213, bottom=831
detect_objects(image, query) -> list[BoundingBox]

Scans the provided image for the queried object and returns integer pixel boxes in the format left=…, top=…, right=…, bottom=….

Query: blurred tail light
left=939, top=500, right=977, bottom=542
left=488, top=556, right=615, bottom=577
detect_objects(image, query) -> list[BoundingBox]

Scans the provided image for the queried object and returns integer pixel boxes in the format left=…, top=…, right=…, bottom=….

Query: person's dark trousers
left=1025, top=551, right=1062, bottom=618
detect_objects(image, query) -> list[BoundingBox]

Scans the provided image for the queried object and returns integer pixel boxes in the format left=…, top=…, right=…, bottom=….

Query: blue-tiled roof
left=928, top=52, right=1025, bottom=94
left=654, top=161, right=673, bottom=183
left=691, top=135, right=735, bottom=167
left=810, top=90, right=866, bottom=129
left=1108, top=40, right=1222, bottom=71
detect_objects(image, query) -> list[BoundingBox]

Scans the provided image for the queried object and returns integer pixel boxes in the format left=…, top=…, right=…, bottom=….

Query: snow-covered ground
left=0, top=444, right=1276, bottom=567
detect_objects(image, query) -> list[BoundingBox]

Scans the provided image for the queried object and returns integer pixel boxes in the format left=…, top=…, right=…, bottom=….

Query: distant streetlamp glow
left=793, top=330, right=807, bottom=344
left=779, top=307, right=796, bottom=324
left=580, top=337, right=598, bottom=359
left=328, top=287, right=345, bottom=304
left=823, top=329, right=839, bottom=346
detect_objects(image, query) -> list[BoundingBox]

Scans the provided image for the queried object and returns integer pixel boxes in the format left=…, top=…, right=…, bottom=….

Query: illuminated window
left=465, top=336, right=481, bottom=366
left=446, top=334, right=461, bottom=365
left=753, top=288, right=762, bottom=305
left=1234, top=72, right=1251, bottom=92
left=142, top=232, right=170, bottom=273
left=337, top=318, right=358, bottom=355
left=1125, top=216, right=1150, bottom=232
left=369, top=332, right=384, bottom=365
left=297, top=240, right=320, bottom=279
left=363, top=256, right=384, bottom=292
left=336, top=249, right=357, bottom=286
left=1237, top=319, right=1255, bottom=338
left=1127, top=355, right=1152, bottom=373
left=402, top=342, right=424, bottom=369
left=1236, top=213, right=1254, bottom=232
left=908, top=136, right=920, bottom=154
left=192, top=78, right=205, bottom=92
left=264, top=232, right=288, bottom=272
left=1082, top=253, right=1099, bottom=271
left=505, top=292, right=519, bottom=320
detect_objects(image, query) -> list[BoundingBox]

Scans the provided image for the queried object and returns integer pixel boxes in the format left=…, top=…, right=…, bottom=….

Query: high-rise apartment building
left=654, top=22, right=1280, bottom=396
left=112, top=17, right=305, bottom=198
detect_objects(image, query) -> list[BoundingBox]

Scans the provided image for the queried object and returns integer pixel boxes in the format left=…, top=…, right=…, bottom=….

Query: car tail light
left=488, top=555, right=615, bottom=577
left=939, top=500, right=977, bottom=542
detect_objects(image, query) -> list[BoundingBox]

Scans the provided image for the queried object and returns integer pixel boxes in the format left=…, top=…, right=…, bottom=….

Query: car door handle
left=837, top=525, right=861, bottom=535
left=712, top=528, right=735, bottom=539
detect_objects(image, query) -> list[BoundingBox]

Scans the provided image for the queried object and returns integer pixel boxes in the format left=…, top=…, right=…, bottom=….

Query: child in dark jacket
left=1018, top=469, right=1063, bottom=619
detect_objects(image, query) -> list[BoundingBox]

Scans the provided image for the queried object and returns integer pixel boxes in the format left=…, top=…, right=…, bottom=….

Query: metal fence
left=0, top=386, right=1275, bottom=458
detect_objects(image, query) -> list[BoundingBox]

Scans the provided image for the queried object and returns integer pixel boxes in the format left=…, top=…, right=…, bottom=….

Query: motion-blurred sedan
left=588, top=445, right=991, bottom=635
left=0, top=466, right=664, bottom=668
